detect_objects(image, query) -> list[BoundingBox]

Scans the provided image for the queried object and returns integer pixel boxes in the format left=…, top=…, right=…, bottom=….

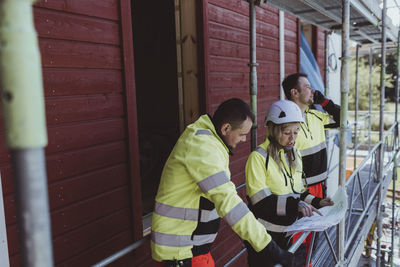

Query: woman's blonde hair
left=266, top=121, right=299, bottom=170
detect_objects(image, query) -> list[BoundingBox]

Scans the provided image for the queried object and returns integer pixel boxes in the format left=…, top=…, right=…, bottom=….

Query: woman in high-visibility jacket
left=151, top=98, right=295, bottom=267
left=245, top=100, right=333, bottom=267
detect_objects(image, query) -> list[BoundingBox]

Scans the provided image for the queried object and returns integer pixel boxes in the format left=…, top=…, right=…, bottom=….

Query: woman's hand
left=298, top=200, right=322, bottom=217
left=319, top=197, right=334, bottom=207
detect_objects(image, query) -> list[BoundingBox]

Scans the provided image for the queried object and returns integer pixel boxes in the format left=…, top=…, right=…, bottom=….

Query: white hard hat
left=265, top=100, right=304, bottom=125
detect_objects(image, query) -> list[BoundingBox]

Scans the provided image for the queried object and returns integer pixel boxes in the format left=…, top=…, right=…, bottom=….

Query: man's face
left=296, top=77, right=314, bottom=106
left=221, top=117, right=253, bottom=149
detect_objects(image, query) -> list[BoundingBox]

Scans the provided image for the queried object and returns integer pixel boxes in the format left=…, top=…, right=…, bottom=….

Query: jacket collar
left=197, top=115, right=233, bottom=156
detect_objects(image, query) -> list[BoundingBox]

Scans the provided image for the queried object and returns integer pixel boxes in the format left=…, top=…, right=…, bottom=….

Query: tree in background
left=349, top=55, right=393, bottom=110
left=372, top=52, right=398, bottom=102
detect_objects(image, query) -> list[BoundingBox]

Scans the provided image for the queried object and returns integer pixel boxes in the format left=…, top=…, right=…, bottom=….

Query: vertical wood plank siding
left=203, top=1, right=299, bottom=266
left=0, top=0, right=143, bottom=266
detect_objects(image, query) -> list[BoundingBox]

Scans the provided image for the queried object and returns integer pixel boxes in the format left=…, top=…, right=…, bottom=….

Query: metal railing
left=283, top=123, right=399, bottom=267
left=92, top=235, right=150, bottom=267
left=91, top=115, right=399, bottom=267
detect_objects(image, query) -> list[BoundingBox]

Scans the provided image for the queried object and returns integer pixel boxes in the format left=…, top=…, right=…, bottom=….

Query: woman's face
left=278, top=122, right=300, bottom=147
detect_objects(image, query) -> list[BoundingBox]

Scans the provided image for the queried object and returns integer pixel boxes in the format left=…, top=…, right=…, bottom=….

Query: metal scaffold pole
left=376, top=0, right=387, bottom=265
left=391, top=25, right=400, bottom=267
left=0, top=0, right=53, bottom=266
left=338, top=0, right=350, bottom=265
left=325, top=32, right=330, bottom=97
left=249, top=0, right=258, bottom=151
left=354, top=44, right=360, bottom=170
left=368, top=47, right=373, bottom=152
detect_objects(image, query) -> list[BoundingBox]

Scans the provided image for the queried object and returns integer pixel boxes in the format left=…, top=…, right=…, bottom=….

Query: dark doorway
left=132, top=0, right=180, bottom=223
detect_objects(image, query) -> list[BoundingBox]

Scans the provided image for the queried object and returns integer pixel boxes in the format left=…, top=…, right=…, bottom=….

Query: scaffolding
left=256, top=0, right=400, bottom=266
left=91, top=1, right=400, bottom=266
left=2, top=0, right=399, bottom=266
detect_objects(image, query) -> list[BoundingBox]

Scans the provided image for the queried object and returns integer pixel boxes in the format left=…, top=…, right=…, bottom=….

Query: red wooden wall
left=312, top=26, right=326, bottom=83
left=199, top=0, right=299, bottom=266
left=1, top=0, right=145, bottom=266
left=0, top=0, right=302, bottom=266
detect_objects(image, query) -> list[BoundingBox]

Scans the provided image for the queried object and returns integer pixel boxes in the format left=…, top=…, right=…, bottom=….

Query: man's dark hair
left=282, top=73, right=308, bottom=100
left=213, top=98, right=255, bottom=131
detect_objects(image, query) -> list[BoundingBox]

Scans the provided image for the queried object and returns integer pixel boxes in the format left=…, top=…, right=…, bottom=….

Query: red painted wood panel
left=58, top=230, right=133, bottom=267
left=4, top=184, right=130, bottom=230
left=208, top=22, right=249, bottom=45
left=6, top=225, right=18, bottom=256
left=286, top=51, right=298, bottom=63
left=285, top=63, right=298, bottom=75
left=0, top=165, right=12, bottom=195
left=208, top=3, right=249, bottom=30
left=39, top=39, right=121, bottom=69
left=209, top=39, right=279, bottom=60
left=51, top=187, right=130, bottom=237
left=9, top=254, right=20, bottom=267
left=285, top=29, right=297, bottom=43
left=2, top=0, right=300, bottom=266
left=285, top=40, right=298, bottom=53
left=46, top=141, right=127, bottom=183
left=49, top=164, right=128, bottom=210
left=47, top=118, right=126, bottom=154
left=316, top=27, right=326, bottom=83
left=4, top=194, right=16, bottom=226
left=202, top=1, right=299, bottom=265
left=208, top=0, right=250, bottom=17
left=209, top=56, right=279, bottom=74
left=258, top=20, right=279, bottom=38
left=52, top=208, right=131, bottom=264
left=256, top=6, right=279, bottom=25
left=285, top=16, right=298, bottom=31
left=45, top=94, right=124, bottom=125
left=43, top=68, right=122, bottom=97
left=2, top=0, right=140, bottom=266
left=119, top=0, right=143, bottom=243
left=212, top=220, right=245, bottom=266
left=35, top=0, right=119, bottom=21
left=209, top=0, right=279, bottom=22
left=0, top=134, right=10, bottom=165
left=209, top=72, right=249, bottom=89
left=34, top=7, right=120, bottom=45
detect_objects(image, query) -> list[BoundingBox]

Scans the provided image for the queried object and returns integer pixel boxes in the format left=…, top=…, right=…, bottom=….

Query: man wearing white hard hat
left=244, top=100, right=333, bottom=267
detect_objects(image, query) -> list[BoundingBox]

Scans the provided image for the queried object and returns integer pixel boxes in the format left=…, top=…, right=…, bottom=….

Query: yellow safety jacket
left=295, top=107, right=332, bottom=186
left=151, top=115, right=272, bottom=262
left=245, top=139, right=321, bottom=233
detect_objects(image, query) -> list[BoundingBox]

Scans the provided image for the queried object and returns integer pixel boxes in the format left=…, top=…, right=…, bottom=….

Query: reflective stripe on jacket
left=151, top=115, right=272, bottom=262
left=245, top=139, right=315, bottom=232
left=295, top=107, right=331, bottom=185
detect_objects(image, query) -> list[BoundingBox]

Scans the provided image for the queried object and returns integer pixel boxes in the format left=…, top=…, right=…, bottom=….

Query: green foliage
left=372, top=53, right=398, bottom=101
left=349, top=55, right=393, bottom=110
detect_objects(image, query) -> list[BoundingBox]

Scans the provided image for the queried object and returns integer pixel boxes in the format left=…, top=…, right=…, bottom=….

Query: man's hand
left=313, top=90, right=326, bottom=104
left=262, top=239, right=294, bottom=267
left=298, top=200, right=322, bottom=217
left=319, top=197, right=334, bottom=207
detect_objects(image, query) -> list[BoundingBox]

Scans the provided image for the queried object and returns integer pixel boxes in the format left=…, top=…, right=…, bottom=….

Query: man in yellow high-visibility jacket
left=151, top=98, right=294, bottom=267
left=282, top=73, right=340, bottom=200
left=282, top=73, right=340, bottom=265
